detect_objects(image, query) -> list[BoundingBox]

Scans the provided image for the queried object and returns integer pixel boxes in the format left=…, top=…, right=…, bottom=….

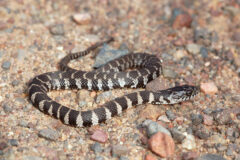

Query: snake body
left=28, top=38, right=199, bottom=127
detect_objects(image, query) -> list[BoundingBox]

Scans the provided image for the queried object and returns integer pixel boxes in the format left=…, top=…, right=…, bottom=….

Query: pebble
left=17, top=49, right=26, bottom=61
left=0, top=50, right=4, bottom=58
left=170, top=128, right=185, bottom=143
left=196, top=154, right=226, bottom=160
left=210, top=134, right=227, bottom=144
left=19, top=120, right=29, bottom=128
left=182, top=133, right=196, bottom=150
left=95, top=156, right=104, bottom=160
left=0, top=141, right=8, bottom=150
left=72, top=13, right=91, bottom=25
left=146, top=78, right=170, bottom=92
left=186, top=43, right=201, bottom=55
left=174, top=49, right=188, bottom=59
left=171, top=8, right=192, bottom=29
left=202, top=108, right=212, bottom=115
left=215, top=143, right=227, bottom=152
left=193, top=125, right=211, bottom=140
left=142, top=120, right=171, bottom=137
left=194, top=28, right=209, bottom=42
left=93, top=44, right=129, bottom=68
left=202, top=114, right=213, bottom=126
left=232, top=32, right=240, bottom=41
left=8, top=139, right=18, bottom=146
left=148, top=132, right=175, bottom=158
left=90, top=130, right=108, bottom=143
left=82, top=34, right=100, bottom=43
left=3, top=103, right=12, bottom=113
left=157, top=115, right=170, bottom=123
left=200, top=82, right=218, bottom=95
left=2, top=61, right=11, bottom=70
left=78, top=101, right=87, bottom=108
left=182, top=152, right=198, bottom=160
left=49, top=24, right=65, bottom=35
left=162, top=68, right=178, bottom=79
left=119, top=156, right=129, bottom=160
left=38, top=129, right=60, bottom=141
left=91, top=142, right=102, bottom=153
left=111, top=145, right=129, bottom=157
left=95, top=91, right=113, bottom=103
left=22, top=156, right=43, bottom=160
left=213, top=110, right=232, bottom=125
left=191, top=113, right=203, bottom=125
left=226, top=147, right=233, bottom=156
left=200, top=47, right=208, bottom=58
left=11, top=80, right=20, bottom=86
left=165, top=110, right=176, bottom=121
left=145, top=154, right=157, bottom=160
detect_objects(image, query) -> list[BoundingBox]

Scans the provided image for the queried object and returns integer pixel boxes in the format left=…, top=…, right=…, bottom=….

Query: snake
left=28, top=37, right=199, bottom=127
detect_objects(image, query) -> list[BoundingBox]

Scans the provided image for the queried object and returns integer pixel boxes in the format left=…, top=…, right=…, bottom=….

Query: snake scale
left=28, top=37, right=199, bottom=127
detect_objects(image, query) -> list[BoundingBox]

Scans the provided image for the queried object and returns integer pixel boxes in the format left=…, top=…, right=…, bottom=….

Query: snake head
left=158, top=85, right=200, bottom=104
left=170, top=85, right=199, bottom=102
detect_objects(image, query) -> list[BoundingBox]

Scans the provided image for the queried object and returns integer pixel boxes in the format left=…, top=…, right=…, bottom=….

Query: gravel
left=3, top=103, right=12, bottom=113
left=38, top=129, right=60, bottom=141
left=11, top=80, right=20, bottom=86
left=91, top=142, right=102, bottom=153
left=170, top=128, right=186, bottom=143
left=8, top=139, right=18, bottom=146
left=1, top=61, right=11, bottom=70
left=196, top=154, right=226, bottom=160
left=200, top=47, right=208, bottom=58
left=165, top=110, right=176, bottom=121
left=142, top=120, right=171, bottom=137
left=111, top=145, right=129, bottom=157
left=162, top=68, right=178, bottom=79
left=191, top=113, right=203, bottom=125
left=49, top=24, right=65, bottom=35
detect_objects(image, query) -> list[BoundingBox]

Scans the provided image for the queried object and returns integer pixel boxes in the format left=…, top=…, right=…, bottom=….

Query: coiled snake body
left=28, top=38, right=199, bottom=127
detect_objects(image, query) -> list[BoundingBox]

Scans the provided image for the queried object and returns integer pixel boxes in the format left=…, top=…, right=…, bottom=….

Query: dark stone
left=170, top=128, right=185, bottom=143
left=200, top=47, right=208, bottom=58
left=202, top=108, right=212, bottom=115
left=38, top=129, right=60, bottom=141
left=194, top=28, right=209, bottom=42
left=2, top=61, right=11, bottom=70
left=191, top=113, right=203, bottom=125
left=11, top=80, right=20, bottom=86
left=91, top=142, right=102, bottom=153
left=182, top=152, right=198, bottom=160
left=226, top=147, right=233, bottom=156
left=95, top=156, right=104, bottom=160
left=142, top=120, right=171, bottom=137
left=165, top=110, right=176, bottom=121
left=119, top=156, right=129, bottom=160
left=196, top=154, right=226, bottom=160
left=193, top=125, right=211, bottom=140
left=93, top=43, right=129, bottom=68
left=8, top=139, right=18, bottom=146
left=3, top=103, right=12, bottom=113
left=213, top=110, right=232, bottom=125
left=215, top=143, right=227, bottom=152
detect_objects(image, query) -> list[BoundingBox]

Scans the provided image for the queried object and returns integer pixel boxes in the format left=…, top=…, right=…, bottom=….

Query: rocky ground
left=0, top=0, right=240, bottom=160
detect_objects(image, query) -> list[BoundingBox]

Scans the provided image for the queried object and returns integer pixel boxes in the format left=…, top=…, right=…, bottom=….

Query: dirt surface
left=0, top=0, right=240, bottom=160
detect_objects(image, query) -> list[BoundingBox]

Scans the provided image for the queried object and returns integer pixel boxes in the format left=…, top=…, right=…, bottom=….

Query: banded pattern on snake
left=28, top=37, right=199, bottom=127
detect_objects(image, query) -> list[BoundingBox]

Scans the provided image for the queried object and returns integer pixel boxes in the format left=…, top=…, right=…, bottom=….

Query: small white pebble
left=200, top=82, right=218, bottom=95
left=72, top=13, right=91, bottom=25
